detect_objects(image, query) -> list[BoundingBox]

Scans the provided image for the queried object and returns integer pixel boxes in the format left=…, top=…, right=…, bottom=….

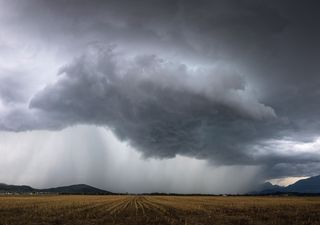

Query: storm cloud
left=27, top=46, right=276, bottom=162
left=1, top=0, right=320, bottom=188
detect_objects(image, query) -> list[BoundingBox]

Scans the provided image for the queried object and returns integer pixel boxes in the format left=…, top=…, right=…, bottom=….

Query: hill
left=0, top=183, right=111, bottom=195
left=41, top=184, right=111, bottom=194
left=0, top=183, right=34, bottom=193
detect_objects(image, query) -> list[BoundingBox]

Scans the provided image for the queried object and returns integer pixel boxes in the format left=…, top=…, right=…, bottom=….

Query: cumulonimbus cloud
left=12, top=46, right=277, bottom=164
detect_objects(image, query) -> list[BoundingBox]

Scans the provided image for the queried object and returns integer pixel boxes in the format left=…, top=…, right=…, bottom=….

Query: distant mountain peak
left=252, top=175, right=320, bottom=195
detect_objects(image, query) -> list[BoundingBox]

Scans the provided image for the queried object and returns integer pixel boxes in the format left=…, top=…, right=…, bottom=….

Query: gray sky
left=0, top=0, right=319, bottom=193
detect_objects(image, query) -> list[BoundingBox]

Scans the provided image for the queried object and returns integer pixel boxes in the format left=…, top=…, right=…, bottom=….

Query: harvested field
left=0, top=195, right=320, bottom=225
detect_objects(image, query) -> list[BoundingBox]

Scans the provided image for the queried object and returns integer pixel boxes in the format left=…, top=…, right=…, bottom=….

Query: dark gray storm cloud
left=28, top=47, right=276, bottom=162
left=0, top=0, right=320, bottom=180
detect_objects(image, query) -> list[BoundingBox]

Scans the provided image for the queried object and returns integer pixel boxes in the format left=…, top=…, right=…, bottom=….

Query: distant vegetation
left=0, top=195, right=320, bottom=225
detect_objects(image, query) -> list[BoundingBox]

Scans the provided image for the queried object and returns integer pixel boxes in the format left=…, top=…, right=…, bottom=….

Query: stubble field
left=0, top=195, right=320, bottom=225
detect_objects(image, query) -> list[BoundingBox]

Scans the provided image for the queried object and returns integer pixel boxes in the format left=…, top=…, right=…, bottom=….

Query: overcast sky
left=0, top=0, right=319, bottom=194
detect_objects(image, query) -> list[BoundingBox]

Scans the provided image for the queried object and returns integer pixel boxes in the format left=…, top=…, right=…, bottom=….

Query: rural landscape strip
left=1, top=195, right=320, bottom=225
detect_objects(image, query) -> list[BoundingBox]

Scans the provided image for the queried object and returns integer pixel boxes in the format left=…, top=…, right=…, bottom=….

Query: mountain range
left=1, top=175, right=320, bottom=195
left=0, top=183, right=112, bottom=195
left=253, top=175, right=320, bottom=195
